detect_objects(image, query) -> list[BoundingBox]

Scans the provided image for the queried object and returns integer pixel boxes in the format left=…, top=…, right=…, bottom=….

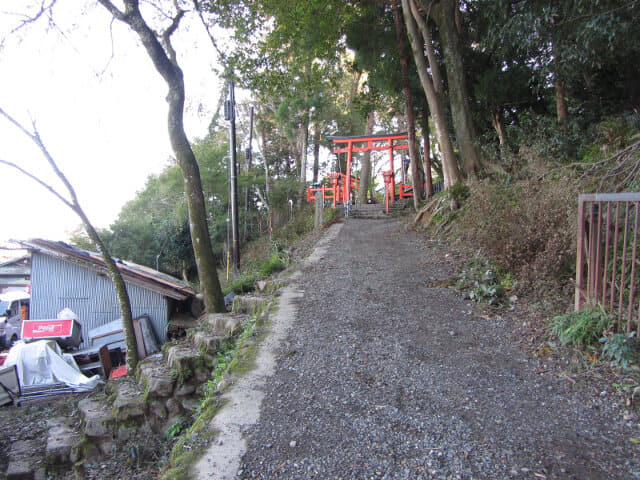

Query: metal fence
left=575, top=193, right=640, bottom=334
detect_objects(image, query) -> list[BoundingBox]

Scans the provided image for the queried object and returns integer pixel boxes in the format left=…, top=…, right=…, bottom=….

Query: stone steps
left=348, top=199, right=410, bottom=219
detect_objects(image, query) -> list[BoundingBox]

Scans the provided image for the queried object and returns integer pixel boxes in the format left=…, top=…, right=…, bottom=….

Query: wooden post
left=314, top=191, right=324, bottom=230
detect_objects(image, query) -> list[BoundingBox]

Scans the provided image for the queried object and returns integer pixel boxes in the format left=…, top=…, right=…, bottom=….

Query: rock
left=289, top=440, right=297, bottom=448
left=193, top=332, right=221, bottom=352
left=206, top=313, right=245, bottom=336
left=165, top=344, right=201, bottom=381
left=46, top=417, right=81, bottom=466
left=148, top=399, right=168, bottom=422
left=6, top=439, right=44, bottom=480
left=6, top=458, right=34, bottom=479
left=165, top=397, right=182, bottom=414
left=194, top=367, right=210, bottom=383
left=181, top=397, right=202, bottom=413
left=138, top=357, right=175, bottom=397
left=146, top=374, right=175, bottom=398
left=79, top=398, right=113, bottom=438
left=116, top=425, right=138, bottom=441
left=175, top=383, right=196, bottom=396
left=113, top=380, right=147, bottom=422
left=232, top=295, right=268, bottom=315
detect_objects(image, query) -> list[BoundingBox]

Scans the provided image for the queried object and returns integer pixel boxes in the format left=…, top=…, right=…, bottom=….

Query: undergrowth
left=457, top=255, right=514, bottom=306
left=551, top=306, right=640, bottom=370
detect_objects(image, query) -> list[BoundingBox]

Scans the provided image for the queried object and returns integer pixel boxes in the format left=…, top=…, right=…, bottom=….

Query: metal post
left=389, top=140, right=395, bottom=203
left=575, top=196, right=586, bottom=310
left=346, top=141, right=353, bottom=205
left=227, top=81, right=240, bottom=270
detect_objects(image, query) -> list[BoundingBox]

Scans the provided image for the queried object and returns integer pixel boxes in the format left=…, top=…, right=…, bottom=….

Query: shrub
left=457, top=256, right=513, bottom=306
left=551, top=307, right=613, bottom=347
left=223, top=274, right=257, bottom=295
left=258, top=252, right=287, bottom=277
left=451, top=164, right=579, bottom=301
left=600, top=332, right=640, bottom=369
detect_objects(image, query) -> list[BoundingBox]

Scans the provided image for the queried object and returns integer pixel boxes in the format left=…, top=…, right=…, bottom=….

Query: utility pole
left=225, top=81, right=240, bottom=270
left=243, top=107, right=254, bottom=241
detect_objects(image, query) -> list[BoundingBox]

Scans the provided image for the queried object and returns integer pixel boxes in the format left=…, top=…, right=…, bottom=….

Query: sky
left=0, top=1, right=224, bottom=250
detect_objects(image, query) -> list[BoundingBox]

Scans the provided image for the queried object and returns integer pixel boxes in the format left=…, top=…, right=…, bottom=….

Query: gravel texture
left=237, top=218, right=640, bottom=479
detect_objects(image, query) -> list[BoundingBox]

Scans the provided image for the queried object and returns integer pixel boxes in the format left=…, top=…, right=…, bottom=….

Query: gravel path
left=230, top=219, right=639, bottom=479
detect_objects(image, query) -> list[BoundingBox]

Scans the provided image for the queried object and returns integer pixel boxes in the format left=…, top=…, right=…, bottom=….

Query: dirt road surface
left=198, top=219, right=639, bottom=480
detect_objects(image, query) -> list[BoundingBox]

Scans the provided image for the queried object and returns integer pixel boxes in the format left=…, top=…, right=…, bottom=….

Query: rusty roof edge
left=18, top=239, right=195, bottom=299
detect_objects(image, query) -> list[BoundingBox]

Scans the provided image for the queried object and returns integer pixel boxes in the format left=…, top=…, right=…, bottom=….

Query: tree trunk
left=393, top=0, right=422, bottom=210
left=556, top=80, right=569, bottom=130
left=98, top=0, right=226, bottom=313
left=402, top=0, right=461, bottom=189
left=301, top=110, right=309, bottom=184
left=431, top=0, right=482, bottom=178
left=423, top=120, right=434, bottom=197
left=357, top=111, right=375, bottom=204
left=83, top=220, right=139, bottom=373
left=491, top=106, right=507, bottom=157
left=312, top=123, right=320, bottom=183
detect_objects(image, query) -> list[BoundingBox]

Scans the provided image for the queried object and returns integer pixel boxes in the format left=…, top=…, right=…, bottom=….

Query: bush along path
left=195, top=219, right=639, bottom=479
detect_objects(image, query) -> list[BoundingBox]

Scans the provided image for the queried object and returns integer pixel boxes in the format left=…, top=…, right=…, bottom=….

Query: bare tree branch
left=0, top=104, right=140, bottom=371
left=96, top=0, right=130, bottom=22
left=1, top=0, right=58, bottom=50
left=0, top=158, right=73, bottom=209
left=162, top=1, right=185, bottom=66
left=192, top=0, right=227, bottom=63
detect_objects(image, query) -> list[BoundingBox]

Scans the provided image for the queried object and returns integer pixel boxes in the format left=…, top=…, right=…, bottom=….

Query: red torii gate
left=330, top=132, right=409, bottom=210
left=306, top=132, right=412, bottom=210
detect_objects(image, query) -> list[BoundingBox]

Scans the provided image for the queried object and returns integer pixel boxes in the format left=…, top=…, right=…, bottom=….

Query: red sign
left=22, top=319, right=74, bottom=339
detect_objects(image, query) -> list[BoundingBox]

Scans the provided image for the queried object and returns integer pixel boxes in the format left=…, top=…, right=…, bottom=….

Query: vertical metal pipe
left=602, top=202, right=611, bottom=306
left=346, top=142, right=353, bottom=205
left=389, top=140, right=395, bottom=201
left=610, top=202, right=621, bottom=310
left=628, top=202, right=639, bottom=333
left=618, top=202, right=630, bottom=331
left=595, top=203, right=603, bottom=300
left=587, top=203, right=595, bottom=299
left=575, top=196, right=586, bottom=310
left=228, top=81, right=240, bottom=270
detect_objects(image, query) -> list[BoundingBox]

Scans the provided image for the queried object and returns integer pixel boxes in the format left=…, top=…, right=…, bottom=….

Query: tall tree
left=402, top=0, right=462, bottom=189
left=357, top=111, right=376, bottom=204
left=393, top=0, right=422, bottom=209
left=428, top=0, right=482, bottom=177
left=97, top=0, right=226, bottom=313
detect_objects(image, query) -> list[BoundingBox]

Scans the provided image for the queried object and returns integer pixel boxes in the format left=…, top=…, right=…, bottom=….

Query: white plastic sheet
left=4, top=340, right=100, bottom=391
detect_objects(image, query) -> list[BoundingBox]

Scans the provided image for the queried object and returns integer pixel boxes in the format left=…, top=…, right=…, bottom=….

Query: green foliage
left=223, top=274, right=257, bottom=295
left=600, top=333, right=640, bottom=369
left=258, top=251, right=287, bottom=277
left=449, top=182, right=470, bottom=204
left=165, top=417, right=190, bottom=440
left=551, top=307, right=613, bottom=347
left=457, top=256, right=512, bottom=306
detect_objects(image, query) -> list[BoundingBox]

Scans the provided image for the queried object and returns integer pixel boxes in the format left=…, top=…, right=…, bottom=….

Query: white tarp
left=4, top=340, right=100, bottom=391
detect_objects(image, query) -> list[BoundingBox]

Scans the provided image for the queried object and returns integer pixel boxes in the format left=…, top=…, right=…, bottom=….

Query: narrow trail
left=198, top=219, right=639, bottom=480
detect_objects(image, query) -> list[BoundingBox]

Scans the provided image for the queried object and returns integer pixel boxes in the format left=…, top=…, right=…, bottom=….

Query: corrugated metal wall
left=30, top=253, right=169, bottom=348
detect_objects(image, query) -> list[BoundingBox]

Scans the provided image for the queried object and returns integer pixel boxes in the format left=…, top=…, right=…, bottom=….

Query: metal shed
left=18, top=239, right=196, bottom=349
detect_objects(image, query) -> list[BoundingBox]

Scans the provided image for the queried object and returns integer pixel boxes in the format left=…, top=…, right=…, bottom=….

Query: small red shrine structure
left=307, top=132, right=412, bottom=212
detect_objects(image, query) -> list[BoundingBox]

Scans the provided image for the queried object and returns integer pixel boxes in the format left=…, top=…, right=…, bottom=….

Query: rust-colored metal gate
left=575, top=193, right=640, bottom=334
